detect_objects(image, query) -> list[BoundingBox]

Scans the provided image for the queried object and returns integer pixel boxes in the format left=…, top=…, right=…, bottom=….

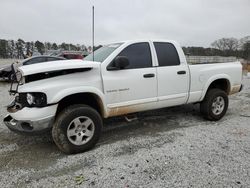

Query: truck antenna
left=92, top=5, right=95, bottom=61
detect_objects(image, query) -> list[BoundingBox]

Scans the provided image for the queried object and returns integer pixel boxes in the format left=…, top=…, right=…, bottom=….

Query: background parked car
left=57, top=51, right=84, bottom=59
left=0, top=56, right=65, bottom=81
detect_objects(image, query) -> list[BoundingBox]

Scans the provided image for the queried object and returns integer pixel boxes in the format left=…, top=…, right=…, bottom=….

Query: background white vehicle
left=3, top=40, right=243, bottom=154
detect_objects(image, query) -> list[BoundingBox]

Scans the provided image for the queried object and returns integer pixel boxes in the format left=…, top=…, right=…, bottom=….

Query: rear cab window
left=153, top=42, right=180, bottom=66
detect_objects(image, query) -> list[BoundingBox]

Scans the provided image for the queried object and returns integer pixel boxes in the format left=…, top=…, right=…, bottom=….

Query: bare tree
left=211, top=37, right=238, bottom=51
left=16, top=38, right=25, bottom=59
left=239, top=36, right=250, bottom=50
left=243, top=40, right=250, bottom=60
left=226, top=38, right=238, bottom=51
left=211, top=38, right=226, bottom=50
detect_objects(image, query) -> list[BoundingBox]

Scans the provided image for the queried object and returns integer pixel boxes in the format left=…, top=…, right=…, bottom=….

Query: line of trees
left=0, top=39, right=90, bottom=59
left=183, top=36, right=250, bottom=60
left=0, top=36, right=249, bottom=60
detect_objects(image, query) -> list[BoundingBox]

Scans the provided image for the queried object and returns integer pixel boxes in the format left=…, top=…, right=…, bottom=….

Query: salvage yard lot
left=0, top=59, right=18, bottom=65
left=0, top=75, right=250, bottom=187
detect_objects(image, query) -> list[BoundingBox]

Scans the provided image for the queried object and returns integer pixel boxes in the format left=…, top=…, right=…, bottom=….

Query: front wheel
left=200, top=89, right=228, bottom=121
left=52, top=104, right=102, bottom=154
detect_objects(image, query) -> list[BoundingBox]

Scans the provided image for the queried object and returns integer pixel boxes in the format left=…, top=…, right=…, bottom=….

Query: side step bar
left=124, top=114, right=138, bottom=122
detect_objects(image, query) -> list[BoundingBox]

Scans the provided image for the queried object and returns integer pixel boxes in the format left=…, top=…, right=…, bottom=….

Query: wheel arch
left=54, top=90, right=107, bottom=118
left=201, top=75, right=231, bottom=101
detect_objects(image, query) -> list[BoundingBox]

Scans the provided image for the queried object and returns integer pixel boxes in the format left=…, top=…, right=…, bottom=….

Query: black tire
left=200, top=89, right=228, bottom=121
left=52, top=104, right=102, bottom=154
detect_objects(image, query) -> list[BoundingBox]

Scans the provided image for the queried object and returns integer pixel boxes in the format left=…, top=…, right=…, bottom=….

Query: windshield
left=84, top=43, right=123, bottom=62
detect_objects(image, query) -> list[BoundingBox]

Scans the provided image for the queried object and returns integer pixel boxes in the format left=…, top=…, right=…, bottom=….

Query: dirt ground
left=0, top=74, right=249, bottom=187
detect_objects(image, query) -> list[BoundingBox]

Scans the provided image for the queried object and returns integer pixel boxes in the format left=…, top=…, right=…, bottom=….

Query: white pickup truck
left=3, top=40, right=243, bottom=154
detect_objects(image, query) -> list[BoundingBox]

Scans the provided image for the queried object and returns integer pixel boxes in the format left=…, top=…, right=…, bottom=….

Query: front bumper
left=4, top=115, right=54, bottom=134
left=3, top=104, right=58, bottom=135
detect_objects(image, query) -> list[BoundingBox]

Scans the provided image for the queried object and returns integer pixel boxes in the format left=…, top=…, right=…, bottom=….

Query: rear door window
left=154, top=42, right=180, bottom=66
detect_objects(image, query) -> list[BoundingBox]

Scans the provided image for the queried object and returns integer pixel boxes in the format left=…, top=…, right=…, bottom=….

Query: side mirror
left=107, top=56, right=129, bottom=70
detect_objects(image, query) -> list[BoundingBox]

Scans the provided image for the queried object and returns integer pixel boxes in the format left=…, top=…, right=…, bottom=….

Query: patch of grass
left=75, top=174, right=85, bottom=185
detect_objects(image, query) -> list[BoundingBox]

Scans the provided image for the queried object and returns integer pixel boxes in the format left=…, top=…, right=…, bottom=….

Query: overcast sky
left=0, top=0, right=249, bottom=47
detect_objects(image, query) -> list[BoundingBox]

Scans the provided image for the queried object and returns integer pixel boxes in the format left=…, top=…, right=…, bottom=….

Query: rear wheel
left=200, top=89, right=228, bottom=121
left=52, top=104, right=102, bottom=154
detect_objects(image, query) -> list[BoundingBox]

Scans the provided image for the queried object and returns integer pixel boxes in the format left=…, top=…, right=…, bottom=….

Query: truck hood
left=18, top=59, right=100, bottom=76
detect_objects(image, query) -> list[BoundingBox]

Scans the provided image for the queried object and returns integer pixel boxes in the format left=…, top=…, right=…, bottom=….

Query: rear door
left=153, top=42, right=189, bottom=106
left=102, top=42, right=157, bottom=114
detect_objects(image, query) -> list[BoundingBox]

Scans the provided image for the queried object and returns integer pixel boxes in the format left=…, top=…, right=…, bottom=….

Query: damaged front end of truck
left=3, top=59, right=100, bottom=134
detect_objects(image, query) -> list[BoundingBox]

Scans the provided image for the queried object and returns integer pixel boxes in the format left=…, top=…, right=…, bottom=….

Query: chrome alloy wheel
left=67, top=116, right=95, bottom=145
left=211, top=96, right=225, bottom=115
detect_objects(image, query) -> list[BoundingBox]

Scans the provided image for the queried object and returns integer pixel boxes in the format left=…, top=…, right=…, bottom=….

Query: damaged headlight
left=27, top=93, right=35, bottom=105
left=26, top=92, right=47, bottom=107
left=6, top=92, right=47, bottom=112
left=15, top=92, right=47, bottom=107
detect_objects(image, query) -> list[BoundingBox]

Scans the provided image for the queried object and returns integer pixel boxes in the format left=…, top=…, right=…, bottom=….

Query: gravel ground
left=0, top=76, right=249, bottom=188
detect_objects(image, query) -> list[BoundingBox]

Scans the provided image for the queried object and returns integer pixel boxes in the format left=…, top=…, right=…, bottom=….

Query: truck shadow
left=0, top=104, right=202, bottom=170
left=99, top=104, right=201, bottom=145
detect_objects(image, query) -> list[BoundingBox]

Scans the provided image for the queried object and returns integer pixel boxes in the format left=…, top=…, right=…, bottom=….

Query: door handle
left=143, top=73, right=155, bottom=78
left=177, top=71, right=186, bottom=75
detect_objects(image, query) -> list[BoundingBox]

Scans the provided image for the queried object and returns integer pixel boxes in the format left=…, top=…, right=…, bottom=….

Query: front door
left=102, top=42, right=157, bottom=116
